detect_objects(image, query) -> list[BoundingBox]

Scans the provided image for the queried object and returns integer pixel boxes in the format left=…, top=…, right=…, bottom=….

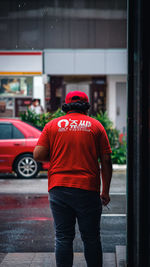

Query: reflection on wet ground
left=0, top=194, right=54, bottom=253
left=0, top=193, right=126, bottom=253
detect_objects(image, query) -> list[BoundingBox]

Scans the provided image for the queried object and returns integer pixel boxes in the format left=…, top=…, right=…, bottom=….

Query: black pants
left=49, top=186, right=102, bottom=267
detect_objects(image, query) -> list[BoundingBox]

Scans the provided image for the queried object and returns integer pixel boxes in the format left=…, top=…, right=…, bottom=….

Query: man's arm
left=100, top=153, right=112, bottom=206
left=33, top=146, right=50, bottom=162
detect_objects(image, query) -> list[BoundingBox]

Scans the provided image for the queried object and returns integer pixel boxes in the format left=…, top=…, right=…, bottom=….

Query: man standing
left=34, top=91, right=112, bottom=267
left=29, top=99, right=44, bottom=114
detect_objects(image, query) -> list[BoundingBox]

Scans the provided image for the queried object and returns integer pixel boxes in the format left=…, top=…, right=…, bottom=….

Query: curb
left=113, top=164, right=126, bottom=171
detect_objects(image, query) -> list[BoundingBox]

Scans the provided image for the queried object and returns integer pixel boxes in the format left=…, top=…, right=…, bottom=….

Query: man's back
left=37, top=112, right=111, bottom=192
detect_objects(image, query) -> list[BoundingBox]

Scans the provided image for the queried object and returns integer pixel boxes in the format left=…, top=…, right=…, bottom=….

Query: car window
left=12, top=125, right=25, bottom=139
left=0, top=124, right=12, bottom=139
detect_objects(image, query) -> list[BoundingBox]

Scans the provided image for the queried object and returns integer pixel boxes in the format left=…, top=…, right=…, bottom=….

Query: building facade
left=0, top=0, right=127, bottom=133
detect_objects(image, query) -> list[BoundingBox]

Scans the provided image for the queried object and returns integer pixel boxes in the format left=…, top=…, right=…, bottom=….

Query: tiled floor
left=0, top=252, right=116, bottom=267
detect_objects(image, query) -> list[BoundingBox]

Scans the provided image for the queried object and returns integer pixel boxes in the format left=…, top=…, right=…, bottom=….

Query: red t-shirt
left=37, top=112, right=111, bottom=192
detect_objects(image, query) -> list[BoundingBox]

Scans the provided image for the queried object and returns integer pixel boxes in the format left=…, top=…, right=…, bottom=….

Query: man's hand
left=100, top=153, right=112, bottom=206
left=100, top=193, right=110, bottom=206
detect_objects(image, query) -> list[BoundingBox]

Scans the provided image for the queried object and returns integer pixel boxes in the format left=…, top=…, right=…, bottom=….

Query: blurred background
left=0, top=1, right=127, bottom=264
left=0, top=0, right=127, bottom=136
left=0, top=1, right=150, bottom=266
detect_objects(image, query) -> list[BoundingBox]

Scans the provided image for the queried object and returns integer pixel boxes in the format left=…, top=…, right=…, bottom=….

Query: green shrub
left=20, top=108, right=40, bottom=125
left=50, top=109, right=65, bottom=120
left=93, top=111, right=127, bottom=164
left=20, top=109, right=127, bottom=164
left=20, top=108, right=65, bottom=130
left=92, top=111, right=119, bottom=148
left=111, top=138, right=127, bottom=164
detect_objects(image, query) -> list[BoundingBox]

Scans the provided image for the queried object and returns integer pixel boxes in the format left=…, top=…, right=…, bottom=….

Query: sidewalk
left=0, top=252, right=117, bottom=267
left=0, top=168, right=126, bottom=267
left=0, top=166, right=126, bottom=195
left=113, top=164, right=126, bottom=171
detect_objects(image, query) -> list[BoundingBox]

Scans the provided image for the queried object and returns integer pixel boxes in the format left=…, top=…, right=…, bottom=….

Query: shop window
left=0, top=77, right=33, bottom=118
left=0, top=77, right=33, bottom=97
left=49, top=76, right=64, bottom=111
left=90, top=76, right=106, bottom=115
left=15, top=98, right=32, bottom=117
left=0, top=97, right=14, bottom=118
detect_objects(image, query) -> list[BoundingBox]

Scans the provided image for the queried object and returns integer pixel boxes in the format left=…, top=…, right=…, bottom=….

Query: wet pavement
left=0, top=171, right=126, bottom=253
left=0, top=170, right=126, bottom=194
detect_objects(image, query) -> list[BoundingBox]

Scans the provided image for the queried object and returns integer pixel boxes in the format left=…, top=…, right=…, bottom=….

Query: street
left=0, top=171, right=126, bottom=253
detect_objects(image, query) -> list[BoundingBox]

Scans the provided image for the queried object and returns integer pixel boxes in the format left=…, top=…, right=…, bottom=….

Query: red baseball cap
left=65, top=91, right=89, bottom=104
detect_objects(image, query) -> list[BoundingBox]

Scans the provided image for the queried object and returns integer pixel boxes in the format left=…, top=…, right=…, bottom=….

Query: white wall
left=44, top=49, right=127, bottom=75
left=0, top=52, right=42, bottom=73
left=107, top=75, right=127, bottom=127
left=33, top=76, right=45, bottom=109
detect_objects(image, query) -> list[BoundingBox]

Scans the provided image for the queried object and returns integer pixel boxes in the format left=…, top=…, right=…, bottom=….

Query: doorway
left=116, top=82, right=127, bottom=134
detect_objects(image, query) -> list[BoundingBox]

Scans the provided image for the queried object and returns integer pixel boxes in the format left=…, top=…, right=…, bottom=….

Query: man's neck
left=67, top=110, right=86, bottom=115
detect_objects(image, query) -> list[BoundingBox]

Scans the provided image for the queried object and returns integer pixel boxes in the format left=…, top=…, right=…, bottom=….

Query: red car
left=0, top=119, right=49, bottom=178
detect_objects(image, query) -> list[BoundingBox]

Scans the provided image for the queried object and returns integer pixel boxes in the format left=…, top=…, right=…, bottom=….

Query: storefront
left=0, top=51, right=43, bottom=117
left=45, top=75, right=106, bottom=115
left=44, top=49, right=127, bottom=132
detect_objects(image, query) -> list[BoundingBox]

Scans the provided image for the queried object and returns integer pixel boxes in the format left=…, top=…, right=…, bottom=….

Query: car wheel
left=14, top=154, right=41, bottom=178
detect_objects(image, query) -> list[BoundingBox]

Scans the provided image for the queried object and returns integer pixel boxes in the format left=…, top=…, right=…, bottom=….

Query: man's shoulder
left=87, top=116, right=104, bottom=129
left=45, top=115, right=67, bottom=128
